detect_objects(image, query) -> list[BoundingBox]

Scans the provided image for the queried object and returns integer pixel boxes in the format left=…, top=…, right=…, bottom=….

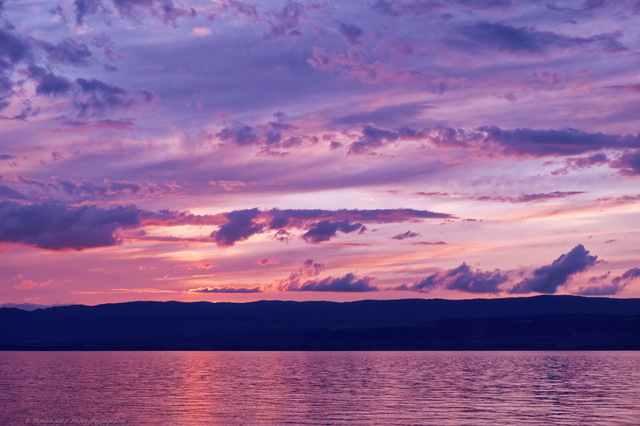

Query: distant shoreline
left=3, top=296, right=640, bottom=351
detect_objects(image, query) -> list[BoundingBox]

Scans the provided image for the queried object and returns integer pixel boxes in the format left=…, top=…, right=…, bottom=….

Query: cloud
left=27, top=65, right=72, bottom=96
left=267, top=208, right=451, bottom=228
left=349, top=126, right=428, bottom=153
left=606, top=83, right=640, bottom=93
left=74, top=77, right=131, bottom=115
left=73, top=0, right=195, bottom=26
left=551, top=152, right=609, bottom=175
left=265, top=0, right=304, bottom=38
left=109, top=288, right=178, bottom=294
left=0, top=201, right=141, bottom=250
left=392, top=231, right=420, bottom=240
left=192, top=27, right=212, bottom=37
left=307, top=46, right=448, bottom=87
left=257, top=257, right=280, bottom=266
left=457, top=21, right=625, bottom=55
left=208, top=0, right=259, bottom=22
left=187, top=286, right=263, bottom=293
left=275, top=258, right=323, bottom=288
left=0, top=28, right=28, bottom=67
left=576, top=283, right=626, bottom=296
left=576, top=267, right=639, bottom=295
left=293, top=273, right=378, bottom=292
left=36, top=74, right=72, bottom=96
left=474, top=191, right=585, bottom=203
left=0, top=184, right=24, bottom=199
left=339, top=22, right=364, bottom=45
left=301, top=220, right=365, bottom=243
left=275, top=259, right=377, bottom=292
left=460, top=22, right=546, bottom=53
left=612, top=150, right=640, bottom=176
left=478, top=126, right=639, bottom=156
left=56, top=118, right=136, bottom=131
left=398, top=263, right=508, bottom=294
left=511, top=244, right=597, bottom=294
left=161, top=207, right=456, bottom=247
left=175, top=261, right=215, bottom=270
left=73, top=0, right=103, bottom=25
left=214, top=114, right=306, bottom=153
left=216, top=122, right=258, bottom=146
left=37, top=38, right=92, bottom=66
left=369, top=0, right=515, bottom=16
left=612, top=267, right=640, bottom=284
left=343, top=125, right=639, bottom=157
left=7, top=175, right=178, bottom=204
left=210, top=208, right=263, bottom=247
left=13, top=278, right=54, bottom=289
left=0, top=28, right=29, bottom=109
left=330, top=102, right=433, bottom=127
left=78, top=82, right=155, bottom=115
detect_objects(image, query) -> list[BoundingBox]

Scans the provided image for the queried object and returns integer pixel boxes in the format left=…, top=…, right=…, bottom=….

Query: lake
left=1, top=351, right=638, bottom=425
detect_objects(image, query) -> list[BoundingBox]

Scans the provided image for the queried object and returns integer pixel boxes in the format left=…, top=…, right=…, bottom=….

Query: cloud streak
left=397, top=263, right=509, bottom=294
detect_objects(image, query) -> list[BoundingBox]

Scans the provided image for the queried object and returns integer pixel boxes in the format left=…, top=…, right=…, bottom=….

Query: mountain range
left=2, top=295, right=639, bottom=350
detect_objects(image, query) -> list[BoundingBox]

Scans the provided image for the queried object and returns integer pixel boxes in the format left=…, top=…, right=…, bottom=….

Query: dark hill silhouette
left=1, top=295, right=639, bottom=350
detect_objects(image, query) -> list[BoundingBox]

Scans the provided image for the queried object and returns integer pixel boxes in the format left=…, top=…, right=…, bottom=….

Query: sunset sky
left=1, top=0, right=639, bottom=306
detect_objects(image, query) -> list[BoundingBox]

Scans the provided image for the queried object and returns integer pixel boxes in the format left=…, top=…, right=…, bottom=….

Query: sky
left=1, top=0, right=639, bottom=306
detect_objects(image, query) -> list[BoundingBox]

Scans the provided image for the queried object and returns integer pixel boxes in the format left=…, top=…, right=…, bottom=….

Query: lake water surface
left=1, top=351, right=639, bottom=425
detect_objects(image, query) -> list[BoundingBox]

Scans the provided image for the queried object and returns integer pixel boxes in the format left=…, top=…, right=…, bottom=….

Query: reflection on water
left=1, top=351, right=639, bottom=425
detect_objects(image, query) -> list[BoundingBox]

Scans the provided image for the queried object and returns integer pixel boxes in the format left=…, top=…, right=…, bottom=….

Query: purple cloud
left=276, top=260, right=377, bottom=292
left=398, top=263, right=508, bottom=294
left=0, top=185, right=24, bottom=199
left=73, top=0, right=195, bottom=26
left=0, top=28, right=29, bottom=109
left=613, top=267, right=640, bottom=284
left=187, top=286, right=262, bottom=294
left=208, top=0, right=259, bottom=22
left=74, top=78, right=132, bottom=115
left=511, top=244, right=597, bottom=294
left=37, top=38, right=92, bottom=66
left=349, top=125, right=425, bottom=154
left=576, top=283, right=626, bottom=296
left=216, top=122, right=259, bottom=146
left=265, top=1, right=304, bottom=38
left=0, top=201, right=141, bottom=250
left=339, top=22, right=364, bottom=45
left=73, top=0, right=103, bottom=25
left=4, top=175, right=177, bottom=204
left=612, top=150, right=640, bottom=176
left=267, top=208, right=451, bottom=228
left=606, top=83, right=640, bottom=93
left=0, top=28, right=28, bottom=67
left=294, top=273, right=378, bottom=292
left=301, top=220, right=365, bottom=243
left=370, top=0, right=515, bottom=16
left=340, top=125, right=639, bottom=158
left=551, top=152, right=609, bottom=175
left=461, top=22, right=546, bottom=53
left=457, top=21, right=625, bottom=55
left=210, top=208, right=264, bottom=247
left=28, top=66, right=72, bottom=96
left=330, top=102, right=432, bottom=128
left=392, top=231, right=420, bottom=240
left=577, top=267, right=640, bottom=295
left=479, top=126, right=639, bottom=156
left=474, top=191, right=585, bottom=203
